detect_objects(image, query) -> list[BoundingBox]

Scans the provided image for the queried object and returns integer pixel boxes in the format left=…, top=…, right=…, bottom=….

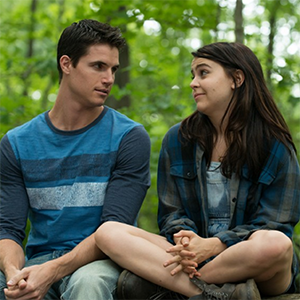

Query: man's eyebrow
left=90, top=60, right=105, bottom=65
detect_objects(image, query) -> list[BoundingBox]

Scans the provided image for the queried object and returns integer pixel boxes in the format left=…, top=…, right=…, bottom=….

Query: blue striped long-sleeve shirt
left=0, top=106, right=151, bottom=259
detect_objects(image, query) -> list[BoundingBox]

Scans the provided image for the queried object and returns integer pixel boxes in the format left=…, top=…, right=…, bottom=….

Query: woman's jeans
left=0, top=251, right=122, bottom=300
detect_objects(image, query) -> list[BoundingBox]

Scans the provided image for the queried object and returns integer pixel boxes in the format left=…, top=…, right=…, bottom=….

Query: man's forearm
left=3, top=233, right=107, bottom=297
left=47, top=233, right=107, bottom=282
left=0, top=239, right=25, bottom=280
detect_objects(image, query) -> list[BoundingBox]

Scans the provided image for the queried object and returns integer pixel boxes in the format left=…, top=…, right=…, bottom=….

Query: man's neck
left=49, top=98, right=104, bottom=131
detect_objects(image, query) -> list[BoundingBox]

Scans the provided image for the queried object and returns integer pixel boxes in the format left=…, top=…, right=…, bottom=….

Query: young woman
left=95, top=42, right=300, bottom=300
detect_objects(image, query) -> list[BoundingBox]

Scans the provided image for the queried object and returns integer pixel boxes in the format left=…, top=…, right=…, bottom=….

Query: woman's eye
left=200, top=70, right=208, bottom=76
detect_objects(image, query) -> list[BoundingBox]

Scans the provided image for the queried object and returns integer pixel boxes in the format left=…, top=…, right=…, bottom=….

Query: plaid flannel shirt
left=157, top=123, right=300, bottom=249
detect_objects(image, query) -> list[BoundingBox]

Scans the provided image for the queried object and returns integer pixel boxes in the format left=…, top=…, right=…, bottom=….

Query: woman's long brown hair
left=180, top=42, right=296, bottom=181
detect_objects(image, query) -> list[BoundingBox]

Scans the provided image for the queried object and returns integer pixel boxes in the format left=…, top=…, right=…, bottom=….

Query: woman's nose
left=190, top=77, right=198, bottom=89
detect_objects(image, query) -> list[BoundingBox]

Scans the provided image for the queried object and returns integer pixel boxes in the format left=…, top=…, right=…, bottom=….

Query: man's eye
left=95, top=63, right=103, bottom=69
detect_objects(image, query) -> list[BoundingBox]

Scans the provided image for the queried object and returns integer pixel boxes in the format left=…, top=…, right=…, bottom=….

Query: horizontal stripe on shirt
left=27, top=181, right=107, bottom=210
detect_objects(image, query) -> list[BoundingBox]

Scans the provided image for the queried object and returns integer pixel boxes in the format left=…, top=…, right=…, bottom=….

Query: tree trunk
left=41, top=0, right=65, bottom=111
left=22, top=0, right=38, bottom=97
left=106, top=41, right=131, bottom=109
left=106, top=5, right=131, bottom=109
left=266, top=2, right=279, bottom=91
left=214, top=3, right=221, bottom=43
left=234, top=0, right=244, bottom=43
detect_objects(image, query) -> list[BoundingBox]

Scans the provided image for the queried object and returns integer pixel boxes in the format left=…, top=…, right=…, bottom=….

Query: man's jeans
left=0, top=251, right=122, bottom=300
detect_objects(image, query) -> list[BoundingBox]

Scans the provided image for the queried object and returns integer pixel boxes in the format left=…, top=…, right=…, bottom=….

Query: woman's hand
left=163, top=230, right=226, bottom=277
left=163, top=246, right=198, bottom=277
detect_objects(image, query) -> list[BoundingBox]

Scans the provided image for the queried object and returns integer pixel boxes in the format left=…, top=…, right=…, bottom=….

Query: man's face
left=63, top=43, right=120, bottom=109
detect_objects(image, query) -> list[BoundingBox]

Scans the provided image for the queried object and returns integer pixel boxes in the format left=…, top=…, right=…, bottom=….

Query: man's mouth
left=95, top=88, right=109, bottom=95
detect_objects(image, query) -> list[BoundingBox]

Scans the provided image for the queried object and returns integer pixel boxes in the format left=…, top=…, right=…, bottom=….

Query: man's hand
left=4, top=262, right=57, bottom=300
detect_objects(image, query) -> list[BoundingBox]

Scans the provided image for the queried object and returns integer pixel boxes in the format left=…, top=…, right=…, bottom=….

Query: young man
left=0, top=19, right=151, bottom=300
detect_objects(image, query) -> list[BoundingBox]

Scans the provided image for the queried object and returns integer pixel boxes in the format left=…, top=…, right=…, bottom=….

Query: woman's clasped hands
left=163, top=230, right=223, bottom=278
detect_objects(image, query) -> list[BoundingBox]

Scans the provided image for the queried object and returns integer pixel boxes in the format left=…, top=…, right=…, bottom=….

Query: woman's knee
left=95, top=221, right=128, bottom=254
left=250, top=230, right=293, bottom=266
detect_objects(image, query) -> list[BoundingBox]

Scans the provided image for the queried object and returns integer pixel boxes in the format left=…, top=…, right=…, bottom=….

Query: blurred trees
left=1, top=0, right=300, bottom=283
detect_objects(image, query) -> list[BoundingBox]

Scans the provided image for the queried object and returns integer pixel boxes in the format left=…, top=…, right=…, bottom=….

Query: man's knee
left=63, top=259, right=122, bottom=298
left=0, top=271, right=7, bottom=300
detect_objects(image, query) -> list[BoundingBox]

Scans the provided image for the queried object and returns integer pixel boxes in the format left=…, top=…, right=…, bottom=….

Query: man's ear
left=233, top=69, right=245, bottom=88
left=60, top=55, right=72, bottom=75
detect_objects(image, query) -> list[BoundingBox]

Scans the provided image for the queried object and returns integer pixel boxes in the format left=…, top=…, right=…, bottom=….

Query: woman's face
left=190, top=57, right=235, bottom=123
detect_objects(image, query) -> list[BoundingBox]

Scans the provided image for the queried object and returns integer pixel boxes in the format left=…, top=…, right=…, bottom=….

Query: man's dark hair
left=57, top=19, right=126, bottom=82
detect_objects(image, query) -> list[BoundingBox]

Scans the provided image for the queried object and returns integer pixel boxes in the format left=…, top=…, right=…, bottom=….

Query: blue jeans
left=0, top=251, right=122, bottom=300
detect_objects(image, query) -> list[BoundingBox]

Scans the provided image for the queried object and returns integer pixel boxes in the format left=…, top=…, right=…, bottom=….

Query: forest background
left=1, top=0, right=300, bottom=289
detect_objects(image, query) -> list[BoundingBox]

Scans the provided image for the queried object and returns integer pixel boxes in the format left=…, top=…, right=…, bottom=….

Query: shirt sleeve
left=0, top=135, right=29, bottom=247
left=100, top=125, right=151, bottom=225
left=157, top=127, right=199, bottom=244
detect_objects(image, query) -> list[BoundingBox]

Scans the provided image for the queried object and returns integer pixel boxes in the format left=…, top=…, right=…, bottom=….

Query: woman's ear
left=233, top=69, right=245, bottom=88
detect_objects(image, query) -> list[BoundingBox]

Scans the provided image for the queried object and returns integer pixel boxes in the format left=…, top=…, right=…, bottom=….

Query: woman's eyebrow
left=191, top=63, right=212, bottom=75
left=194, top=63, right=211, bottom=70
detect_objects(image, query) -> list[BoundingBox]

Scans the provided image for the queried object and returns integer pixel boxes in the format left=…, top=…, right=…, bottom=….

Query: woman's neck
left=211, top=135, right=227, bottom=162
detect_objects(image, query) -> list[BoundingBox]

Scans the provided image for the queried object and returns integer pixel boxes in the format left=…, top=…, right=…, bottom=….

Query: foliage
left=1, top=0, right=300, bottom=288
